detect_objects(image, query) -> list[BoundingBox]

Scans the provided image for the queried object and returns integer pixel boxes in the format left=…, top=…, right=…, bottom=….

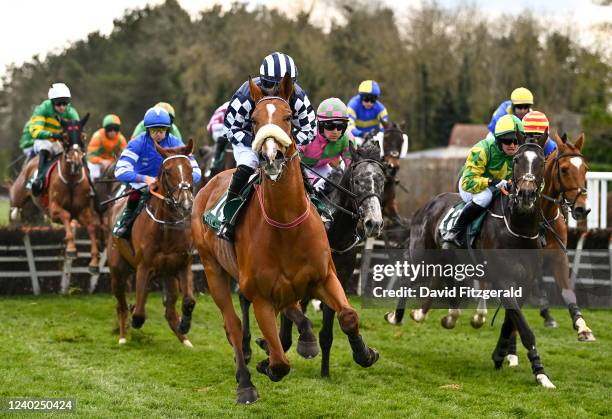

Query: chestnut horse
left=537, top=132, right=594, bottom=340
left=107, top=140, right=196, bottom=346
left=9, top=116, right=101, bottom=272
left=192, top=75, right=379, bottom=404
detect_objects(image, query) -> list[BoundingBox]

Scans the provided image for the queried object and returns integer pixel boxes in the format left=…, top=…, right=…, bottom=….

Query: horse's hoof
left=355, top=347, right=380, bottom=368
left=256, top=359, right=288, bottom=382
left=182, top=339, right=193, bottom=348
left=255, top=338, right=269, bottom=355
left=506, top=354, right=519, bottom=367
left=578, top=330, right=596, bottom=342
left=131, top=315, right=145, bottom=329
left=544, top=318, right=558, bottom=328
left=118, top=337, right=127, bottom=345
left=88, top=265, right=100, bottom=275
left=441, top=316, right=456, bottom=329
left=470, top=315, right=486, bottom=329
left=236, top=386, right=259, bottom=404
left=410, top=309, right=426, bottom=323
left=66, top=250, right=78, bottom=259
left=297, top=338, right=319, bottom=359
left=536, top=373, right=556, bottom=389
left=384, top=312, right=402, bottom=325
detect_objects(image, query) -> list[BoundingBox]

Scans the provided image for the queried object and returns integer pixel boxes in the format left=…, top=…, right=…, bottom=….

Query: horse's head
left=60, top=114, right=89, bottom=176
left=511, top=131, right=546, bottom=213
left=153, top=138, right=195, bottom=218
left=344, top=141, right=386, bottom=237
left=249, top=74, right=295, bottom=181
left=549, top=132, right=589, bottom=220
left=380, top=121, right=408, bottom=177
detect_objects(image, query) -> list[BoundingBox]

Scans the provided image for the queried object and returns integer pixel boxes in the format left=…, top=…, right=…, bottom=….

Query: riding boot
left=212, top=136, right=228, bottom=169
left=442, top=201, right=486, bottom=248
left=31, top=149, right=50, bottom=196
left=217, top=165, right=255, bottom=241
left=113, top=190, right=142, bottom=239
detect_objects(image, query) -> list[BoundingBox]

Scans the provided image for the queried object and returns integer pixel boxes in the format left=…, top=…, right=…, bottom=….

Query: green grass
left=0, top=294, right=610, bottom=418
left=0, top=198, right=8, bottom=225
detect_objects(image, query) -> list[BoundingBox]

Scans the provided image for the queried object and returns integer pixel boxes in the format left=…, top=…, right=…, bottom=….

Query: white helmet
left=48, top=83, right=71, bottom=100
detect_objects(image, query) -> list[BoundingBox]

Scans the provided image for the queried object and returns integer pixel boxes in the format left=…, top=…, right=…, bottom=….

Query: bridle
left=147, top=154, right=193, bottom=225
left=541, top=149, right=588, bottom=216
left=509, top=142, right=545, bottom=207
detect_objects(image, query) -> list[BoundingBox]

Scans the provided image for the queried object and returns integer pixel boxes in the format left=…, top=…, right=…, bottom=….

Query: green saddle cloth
left=439, top=200, right=489, bottom=247
left=203, top=174, right=331, bottom=234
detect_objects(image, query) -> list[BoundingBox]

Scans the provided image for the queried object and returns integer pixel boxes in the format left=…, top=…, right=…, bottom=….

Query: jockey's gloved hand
left=493, top=179, right=509, bottom=190
left=51, top=132, right=63, bottom=141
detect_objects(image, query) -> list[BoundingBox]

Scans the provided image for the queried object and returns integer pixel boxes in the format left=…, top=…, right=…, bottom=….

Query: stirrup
left=217, top=224, right=233, bottom=242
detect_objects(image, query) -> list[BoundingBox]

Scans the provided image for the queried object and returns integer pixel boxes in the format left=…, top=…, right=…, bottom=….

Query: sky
left=1, top=0, right=610, bottom=77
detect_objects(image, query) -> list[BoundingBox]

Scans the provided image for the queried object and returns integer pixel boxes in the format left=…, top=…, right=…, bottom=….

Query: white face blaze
left=266, top=103, right=276, bottom=125
left=264, top=138, right=278, bottom=161
left=524, top=150, right=537, bottom=175
left=570, top=156, right=583, bottom=169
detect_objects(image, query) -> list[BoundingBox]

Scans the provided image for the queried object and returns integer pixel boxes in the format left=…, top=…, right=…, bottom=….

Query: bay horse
left=9, top=115, right=101, bottom=272
left=389, top=132, right=596, bottom=344
left=389, top=135, right=556, bottom=388
left=191, top=75, right=379, bottom=404
left=239, top=141, right=387, bottom=377
left=107, top=139, right=196, bottom=346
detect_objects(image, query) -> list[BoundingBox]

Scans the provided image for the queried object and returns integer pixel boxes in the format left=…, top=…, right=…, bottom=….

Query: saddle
left=439, top=200, right=489, bottom=248
left=203, top=172, right=330, bottom=235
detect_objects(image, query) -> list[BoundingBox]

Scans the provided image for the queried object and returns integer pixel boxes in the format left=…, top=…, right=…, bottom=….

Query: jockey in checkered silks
left=217, top=51, right=317, bottom=241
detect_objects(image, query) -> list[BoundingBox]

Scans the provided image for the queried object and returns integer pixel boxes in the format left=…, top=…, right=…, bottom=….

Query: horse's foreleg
left=80, top=208, right=100, bottom=273
left=202, top=256, right=257, bottom=404
left=314, top=270, right=379, bottom=369
left=131, top=266, right=149, bottom=329
left=319, top=302, right=335, bottom=377
left=238, top=292, right=252, bottom=364
left=283, top=302, right=318, bottom=359
left=491, top=310, right=514, bottom=369
left=252, top=299, right=290, bottom=382
left=177, top=265, right=196, bottom=338
left=549, top=250, right=595, bottom=341
left=506, top=305, right=556, bottom=389
left=50, top=203, right=77, bottom=257
left=164, top=276, right=192, bottom=347
left=110, top=268, right=128, bottom=344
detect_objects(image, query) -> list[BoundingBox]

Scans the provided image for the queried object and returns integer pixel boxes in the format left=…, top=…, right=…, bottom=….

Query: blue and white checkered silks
left=259, top=52, right=298, bottom=83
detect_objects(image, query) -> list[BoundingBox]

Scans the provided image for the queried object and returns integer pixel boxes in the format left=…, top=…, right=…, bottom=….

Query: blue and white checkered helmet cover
left=259, top=52, right=298, bottom=83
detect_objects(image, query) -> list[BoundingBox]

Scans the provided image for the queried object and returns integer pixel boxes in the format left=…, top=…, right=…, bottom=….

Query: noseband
left=510, top=142, right=545, bottom=205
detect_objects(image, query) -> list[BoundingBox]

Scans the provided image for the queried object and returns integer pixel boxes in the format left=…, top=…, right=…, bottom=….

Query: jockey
left=299, top=97, right=354, bottom=193
left=523, top=110, right=557, bottom=157
left=443, top=114, right=525, bottom=248
left=217, top=51, right=317, bottom=241
left=27, top=83, right=80, bottom=196
left=487, top=87, right=534, bottom=135
left=207, top=101, right=230, bottom=168
left=131, top=101, right=183, bottom=140
left=346, top=80, right=389, bottom=144
left=113, top=106, right=201, bottom=238
left=86, top=114, right=127, bottom=181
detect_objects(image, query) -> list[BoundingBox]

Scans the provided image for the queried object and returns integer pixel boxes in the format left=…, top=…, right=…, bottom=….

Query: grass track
left=0, top=293, right=610, bottom=418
